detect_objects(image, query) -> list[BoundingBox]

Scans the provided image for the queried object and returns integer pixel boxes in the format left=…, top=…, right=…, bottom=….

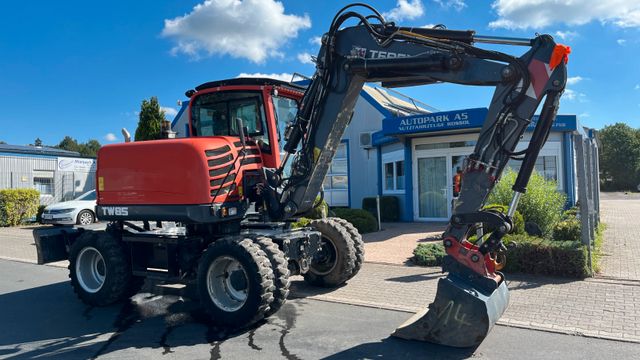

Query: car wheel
left=77, top=210, right=95, bottom=225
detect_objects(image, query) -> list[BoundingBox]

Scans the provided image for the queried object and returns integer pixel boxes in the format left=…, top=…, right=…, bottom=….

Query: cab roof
left=193, top=77, right=307, bottom=93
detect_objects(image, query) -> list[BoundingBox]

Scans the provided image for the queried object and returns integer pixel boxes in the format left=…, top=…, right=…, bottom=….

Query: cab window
left=271, top=96, right=299, bottom=152
left=191, top=91, right=270, bottom=151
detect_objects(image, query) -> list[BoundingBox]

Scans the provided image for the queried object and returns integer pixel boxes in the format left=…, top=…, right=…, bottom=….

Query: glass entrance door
left=416, top=156, right=448, bottom=220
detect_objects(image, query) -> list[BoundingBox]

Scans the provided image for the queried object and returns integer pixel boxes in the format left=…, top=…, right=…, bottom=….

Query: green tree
left=598, top=123, right=640, bottom=190
left=78, top=139, right=102, bottom=157
left=135, top=97, right=165, bottom=141
left=56, top=136, right=101, bottom=157
left=57, top=136, right=80, bottom=153
left=34, top=138, right=43, bottom=147
left=0, top=141, right=6, bottom=144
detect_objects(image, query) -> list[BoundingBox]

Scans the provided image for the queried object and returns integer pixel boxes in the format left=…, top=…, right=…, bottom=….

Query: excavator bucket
left=392, top=273, right=509, bottom=348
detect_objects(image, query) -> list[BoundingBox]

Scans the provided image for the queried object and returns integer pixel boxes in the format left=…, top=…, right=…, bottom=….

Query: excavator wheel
left=253, top=236, right=291, bottom=317
left=330, top=217, right=365, bottom=277
left=303, top=218, right=357, bottom=287
left=197, top=236, right=275, bottom=328
left=68, top=230, right=139, bottom=306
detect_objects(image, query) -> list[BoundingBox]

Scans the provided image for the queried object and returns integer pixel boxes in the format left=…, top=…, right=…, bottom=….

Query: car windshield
left=75, top=191, right=96, bottom=201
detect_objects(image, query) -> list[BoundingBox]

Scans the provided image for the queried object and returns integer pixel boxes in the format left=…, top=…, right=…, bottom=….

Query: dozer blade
left=392, top=274, right=509, bottom=348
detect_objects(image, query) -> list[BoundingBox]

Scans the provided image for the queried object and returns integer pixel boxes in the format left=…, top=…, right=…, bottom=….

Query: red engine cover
left=97, top=136, right=263, bottom=205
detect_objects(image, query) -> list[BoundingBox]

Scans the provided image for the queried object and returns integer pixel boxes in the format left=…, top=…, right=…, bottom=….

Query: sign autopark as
left=381, top=107, right=577, bottom=137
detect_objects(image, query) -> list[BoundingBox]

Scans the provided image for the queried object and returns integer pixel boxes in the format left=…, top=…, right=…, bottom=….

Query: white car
left=41, top=190, right=97, bottom=226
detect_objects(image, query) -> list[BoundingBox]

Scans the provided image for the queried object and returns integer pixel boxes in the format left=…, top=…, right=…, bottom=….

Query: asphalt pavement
left=1, top=259, right=638, bottom=360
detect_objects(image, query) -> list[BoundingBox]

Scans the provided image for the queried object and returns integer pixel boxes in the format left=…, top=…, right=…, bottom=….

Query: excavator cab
left=185, top=78, right=305, bottom=170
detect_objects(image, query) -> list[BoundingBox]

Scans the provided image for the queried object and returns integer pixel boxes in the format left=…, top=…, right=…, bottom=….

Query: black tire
left=331, top=217, right=365, bottom=277
left=197, top=236, right=275, bottom=328
left=76, top=210, right=95, bottom=225
left=254, top=236, right=290, bottom=317
left=303, top=218, right=357, bottom=287
left=68, top=231, right=135, bottom=306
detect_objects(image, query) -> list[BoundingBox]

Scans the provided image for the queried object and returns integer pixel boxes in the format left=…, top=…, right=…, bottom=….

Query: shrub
left=552, top=216, right=581, bottom=242
left=291, top=217, right=312, bottom=229
left=0, top=189, right=40, bottom=226
left=362, top=196, right=400, bottom=222
left=501, top=234, right=590, bottom=278
left=411, top=234, right=591, bottom=278
left=487, top=169, right=566, bottom=237
left=302, top=196, right=328, bottom=219
left=413, top=243, right=446, bottom=266
left=332, top=208, right=378, bottom=233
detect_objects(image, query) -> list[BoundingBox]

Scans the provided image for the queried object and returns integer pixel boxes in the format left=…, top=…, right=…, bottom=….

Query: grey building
left=0, top=144, right=96, bottom=205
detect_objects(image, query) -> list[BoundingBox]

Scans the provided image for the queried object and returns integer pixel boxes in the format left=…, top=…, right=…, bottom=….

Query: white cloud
left=297, top=52, right=314, bottom=65
left=579, top=112, right=590, bottom=118
left=237, top=72, right=294, bottom=82
left=564, top=89, right=587, bottom=102
left=161, top=107, right=178, bottom=118
left=566, top=76, right=584, bottom=85
left=617, top=39, right=627, bottom=45
left=104, top=133, right=117, bottom=142
left=434, top=0, right=466, bottom=11
left=490, top=0, right=640, bottom=29
left=162, top=0, right=311, bottom=63
left=383, top=0, right=424, bottom=21
left=635, top=84, right=640, bottom=90
left=310, top=36, right=322, bottom=46
left=554, top=30, right=578, bottom=41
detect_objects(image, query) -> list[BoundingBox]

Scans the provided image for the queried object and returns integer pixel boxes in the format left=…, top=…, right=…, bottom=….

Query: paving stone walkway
left=598, top=193, right=640, bottom=281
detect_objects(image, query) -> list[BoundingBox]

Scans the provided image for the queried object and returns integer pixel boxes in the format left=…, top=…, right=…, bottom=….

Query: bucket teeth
left=392, top=275, right=509, bottom=348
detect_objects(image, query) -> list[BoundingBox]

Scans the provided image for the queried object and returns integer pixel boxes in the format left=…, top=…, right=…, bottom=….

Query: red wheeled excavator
left=34, top=3, right=569, bottom=348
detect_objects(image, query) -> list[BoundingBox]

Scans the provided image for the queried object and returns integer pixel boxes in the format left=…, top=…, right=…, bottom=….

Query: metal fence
left=0, top=171, right=96, bottom=205
left=574, top=133, right=600, bottom=270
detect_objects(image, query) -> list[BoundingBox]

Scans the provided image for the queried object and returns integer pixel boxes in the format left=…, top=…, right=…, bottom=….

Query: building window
left=508, top=155, right=559, bottom=182
left=382, top=150, right=405, bottom=193
left=323, top=142, right=349, bottom=206
left=34, top=177, right=53, bottom=195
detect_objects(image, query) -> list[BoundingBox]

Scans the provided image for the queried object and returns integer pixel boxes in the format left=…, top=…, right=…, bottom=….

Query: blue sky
left=1, top=0, right=639, bottom=146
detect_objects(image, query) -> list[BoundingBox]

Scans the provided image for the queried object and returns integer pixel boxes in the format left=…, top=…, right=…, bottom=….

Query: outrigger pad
left=392, top=274, right=509, bottom=348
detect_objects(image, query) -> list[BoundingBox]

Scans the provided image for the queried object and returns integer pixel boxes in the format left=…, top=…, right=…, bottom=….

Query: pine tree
left=134, top=97, right=165, bottom=141
left=34, top=138, right=43, bottom=147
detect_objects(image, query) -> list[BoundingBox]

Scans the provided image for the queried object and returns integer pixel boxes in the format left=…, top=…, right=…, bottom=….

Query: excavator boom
left=264, top=3, right=569, bottom=347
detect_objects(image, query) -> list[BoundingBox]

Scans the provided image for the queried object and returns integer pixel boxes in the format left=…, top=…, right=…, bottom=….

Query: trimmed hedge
left=332, top=208, right=378, bottom=233
left=412, top=234, right=591, bottom=278
left=503, top=234, right=590, bottom=278
left=0, top=189, right=40, bottom=226
left=413, top=243, right=446, bottom=266
left=362, top=196, right=400, bottom=222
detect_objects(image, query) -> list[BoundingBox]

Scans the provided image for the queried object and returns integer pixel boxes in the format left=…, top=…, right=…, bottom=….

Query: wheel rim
left=206, top=256, right=249, bottom=312
left=79, top=212, right=92, bottom=225
left=76, top=247, right=106, bottom=293
left=309, top=236, right=338, bottom=276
